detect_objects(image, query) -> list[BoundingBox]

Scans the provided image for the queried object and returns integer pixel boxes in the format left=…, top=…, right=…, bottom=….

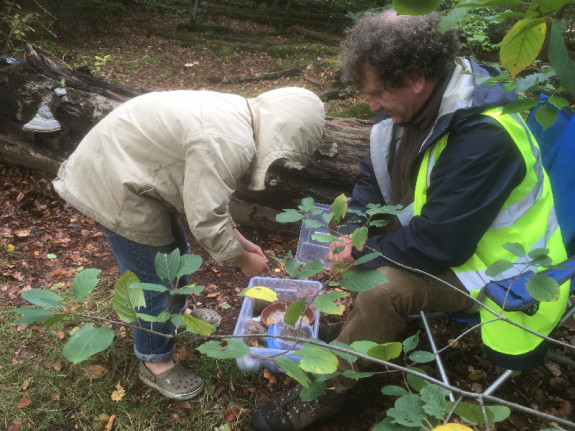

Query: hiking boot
left=318, top=324, right=343, bottom=343
left=252, top=385, right=344, bottom=431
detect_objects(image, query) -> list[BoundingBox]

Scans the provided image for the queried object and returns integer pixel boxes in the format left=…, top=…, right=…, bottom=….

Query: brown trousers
left=332, top=265, right=475, bottom=392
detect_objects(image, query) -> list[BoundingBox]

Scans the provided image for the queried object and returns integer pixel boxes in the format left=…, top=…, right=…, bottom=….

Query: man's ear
left=408, top=72, right=427, bottom=95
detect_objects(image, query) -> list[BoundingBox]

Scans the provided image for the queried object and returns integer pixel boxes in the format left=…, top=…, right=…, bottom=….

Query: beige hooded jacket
left=53, top=87, right=325, bottom=264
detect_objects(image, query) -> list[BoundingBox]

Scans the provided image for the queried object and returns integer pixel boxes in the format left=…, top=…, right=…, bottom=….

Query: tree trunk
left=0, top=47, right=372, bottom=236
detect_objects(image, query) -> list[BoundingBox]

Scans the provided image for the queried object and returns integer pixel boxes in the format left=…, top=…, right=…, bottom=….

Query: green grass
left=0, top=278, right=259, bottom=430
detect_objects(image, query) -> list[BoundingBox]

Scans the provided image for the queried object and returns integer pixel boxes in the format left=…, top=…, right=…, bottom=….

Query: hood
left=246, top=87, right=325, bottom=190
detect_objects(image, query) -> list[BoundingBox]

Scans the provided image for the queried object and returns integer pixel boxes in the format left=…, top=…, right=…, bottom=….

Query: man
left=53, top=87, right=325, bottom=400
left=253, top=10, right=567, bottom=430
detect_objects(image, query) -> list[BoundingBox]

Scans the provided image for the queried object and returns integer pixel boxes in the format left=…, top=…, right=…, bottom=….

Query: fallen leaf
left=84, top=364, right=108, bottom=380
left=53, top=362, right=62, bottom=371
left=56, top=331, right=65, bottom=340
left=51, top=393, right=60, bottom=400
left=181, top=402, right=192, bottom=409
left=224, top=407, right=237, bottom=422
left=17, top=397, right=31, bottom=409
left=105, top=414, right=116, bottom=430
left=111, top=382, right=125, bottom=402
left=94, top=413, right=110, bottom=422
left=21, top=378, right=31, bottom=391
left=263, top=369, right=276, bottom=390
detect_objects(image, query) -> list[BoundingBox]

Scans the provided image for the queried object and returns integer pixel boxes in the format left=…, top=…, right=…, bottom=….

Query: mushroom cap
left=23, top=104, right=62, bottom=133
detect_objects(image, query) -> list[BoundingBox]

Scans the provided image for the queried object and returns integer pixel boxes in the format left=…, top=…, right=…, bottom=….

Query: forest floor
left=1, top=5, right=575, bottom=431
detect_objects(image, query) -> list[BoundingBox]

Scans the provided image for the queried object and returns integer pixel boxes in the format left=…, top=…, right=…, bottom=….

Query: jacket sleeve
left=182, top=135, right=252, bottom=264
left=354, top=116, right=526, bottom=273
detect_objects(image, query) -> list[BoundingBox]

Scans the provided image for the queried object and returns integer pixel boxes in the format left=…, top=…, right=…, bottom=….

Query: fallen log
left=0, top=47, right=372, bottom=236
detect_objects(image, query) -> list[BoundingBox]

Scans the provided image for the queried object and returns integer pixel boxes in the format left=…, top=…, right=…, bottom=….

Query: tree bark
left=0, top=47, right=372, bottom=236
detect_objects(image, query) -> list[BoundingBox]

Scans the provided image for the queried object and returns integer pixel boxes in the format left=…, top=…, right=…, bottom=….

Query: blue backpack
left=526, top=94, right=575, bottom=255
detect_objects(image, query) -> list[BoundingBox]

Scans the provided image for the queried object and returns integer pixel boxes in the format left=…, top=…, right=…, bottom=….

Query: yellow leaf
left=6, top=244, right=14, bottom=252
left=94, top=413, right=110, bottom=422
left=111, top=382, right=125, bottom=402
left=432, top=424, right=474, bottom=431
left=244, top=286, right=278, bottom=303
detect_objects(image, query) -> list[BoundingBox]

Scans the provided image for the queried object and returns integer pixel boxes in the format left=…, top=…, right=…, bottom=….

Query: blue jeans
left=102, top=216, right=190, bottom=363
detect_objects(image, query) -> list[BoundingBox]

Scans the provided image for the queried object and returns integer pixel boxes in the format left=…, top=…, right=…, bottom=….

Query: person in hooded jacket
left=53, top=87, right=325, bottom=400
left=252, top=10, right=567, bottom=431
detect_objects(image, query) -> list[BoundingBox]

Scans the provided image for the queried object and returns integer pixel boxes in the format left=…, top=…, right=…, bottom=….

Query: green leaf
left=372, top=417, right=415, bottom=431
left=112, top=271, right=145, bottom=323
left=501, top=98, right=538, bottom=115
left=72, top=268, right=101, bottom=302
left=503, top=242, right=526, bottom=257
left=284, top=299, right=306, bottom=326
left=304, top=219, right=325, bottom=229
left=300, top=380, right=327, bottom=402
left=176, top=254, right=202, bottom=278
left=402, top=332, right=419, bottom=353
left=327, top=340, right=358, bottom=364
left=549, top=20, right=575, bottom=96
left=239, top=285, right=278, bottom=303
left=342, top=370, right=377, bottom=380
left=392, top=0, right=440, bottom=15
left=63, top=324, right=114, bottom=364
left=299, top=197, right=315, bottom=213
left=314, top=292, right=346, bottom=315
left=171, top=284, right=205, bottom=295
left=155, top=249, right=180, bottom=282
left=421, top=384, right=452, bottom=419
left=135, top=283, right=168, bottom=292
left=368, top=342, right=402, bottom=361
left=351, top=227, right=368, bottom=249
left=136, top=311, right=172, bottom=323
left=297, top=347, right=339, bottom=374
left=44, top=314, right=66, bottom=326
left=274, top=357, right=311, bottom=387
left=285, top=257, right=301, bottom=278
left=197, top=338, right=251, bottom=359
left=340, top=270, right=387, bottom=292
left=353, top=252, right=382, bottom=266
left=299, top=260, right=325, bottom=279
left=406, top=367, right=429, bottom=392
left=350, top=340, right=378, bottom=356
left=500, top=18, right=546, bottom=77
left=387, top=394, right=427, bottom=427
left=485, top=259, right=514, bottom=277
left=381, top=385, right=408, bottom=397
left=276, top=209, right=304, bottom=223
left=525, top=273, right=560, bottom=302
left=409, top=350, right=436, bottom=364
left=310, top=232, right=338, bottom=243
left=181, top=313, right=215, bottom=335
left=11, top=307, right=53, bottom=324
left=453, top=402, right=510, bottom=425
left=21, top=289, right=64, bottom=309
left=331, top=194, right=348, bottom=222
left=535, top=105, right=559, bottom=131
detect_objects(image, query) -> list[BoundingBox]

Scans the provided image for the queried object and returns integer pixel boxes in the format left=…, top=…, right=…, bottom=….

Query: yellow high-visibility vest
left=414, top=108, right=568, bottom=364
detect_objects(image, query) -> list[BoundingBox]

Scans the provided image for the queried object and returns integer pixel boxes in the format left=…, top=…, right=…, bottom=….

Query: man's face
left=361, top=66, right=425, bottom=125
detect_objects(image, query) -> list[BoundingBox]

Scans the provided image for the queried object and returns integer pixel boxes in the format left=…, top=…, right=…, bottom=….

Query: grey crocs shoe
left=191, top=306, right=221, bottom=327
left=139, top=361, right=204, bottom=400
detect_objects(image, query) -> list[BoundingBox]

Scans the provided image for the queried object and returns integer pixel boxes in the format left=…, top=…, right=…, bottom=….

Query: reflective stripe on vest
left=414, top=108, right=568, bottom=357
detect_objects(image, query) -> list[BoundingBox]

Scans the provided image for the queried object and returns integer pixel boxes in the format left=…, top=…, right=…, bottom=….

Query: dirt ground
left=2, top=6, right=575, bottom=431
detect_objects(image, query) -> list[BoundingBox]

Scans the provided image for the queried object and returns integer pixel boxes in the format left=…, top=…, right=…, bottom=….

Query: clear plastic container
left=295, top=203, right=332, bottom=268
left=233, top=277, right=322, bottom=373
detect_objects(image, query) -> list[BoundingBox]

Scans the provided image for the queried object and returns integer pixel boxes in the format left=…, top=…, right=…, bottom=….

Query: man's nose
left=368, top=96, right=382, bottom=112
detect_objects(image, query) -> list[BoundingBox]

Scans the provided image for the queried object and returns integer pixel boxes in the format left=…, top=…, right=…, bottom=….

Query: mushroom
left=22, top=104, right=61, bottom=133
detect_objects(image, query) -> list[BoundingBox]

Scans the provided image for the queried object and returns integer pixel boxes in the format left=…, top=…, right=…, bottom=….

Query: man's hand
left=327, top=235, right=356, bottom=264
